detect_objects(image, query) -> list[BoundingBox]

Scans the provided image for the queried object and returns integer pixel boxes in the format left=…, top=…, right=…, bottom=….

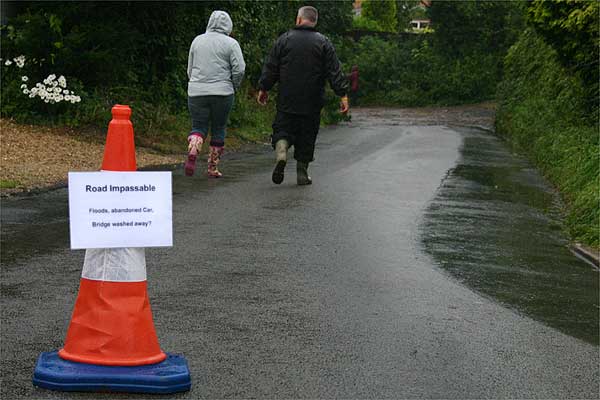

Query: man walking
left=257, top=6, right=349, bottom=185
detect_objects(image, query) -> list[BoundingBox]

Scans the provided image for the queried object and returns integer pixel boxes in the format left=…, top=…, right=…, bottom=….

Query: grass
left=0, top=180, right=20, bottom=189
left=495, top=31, right=599, bottom=248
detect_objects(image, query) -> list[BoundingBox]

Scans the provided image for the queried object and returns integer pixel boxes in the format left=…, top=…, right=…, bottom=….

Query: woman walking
left=185, top=10, right=245, bottom=177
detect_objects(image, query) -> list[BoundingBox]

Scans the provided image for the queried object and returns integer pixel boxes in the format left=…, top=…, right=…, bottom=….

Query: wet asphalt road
left=1, top=109, right=599, bottom=399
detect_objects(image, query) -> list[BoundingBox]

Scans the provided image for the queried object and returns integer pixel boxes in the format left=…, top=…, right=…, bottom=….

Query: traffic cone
left=33, top=105, right=191, bottom=394
left=101, top=104, right=137, bottom=172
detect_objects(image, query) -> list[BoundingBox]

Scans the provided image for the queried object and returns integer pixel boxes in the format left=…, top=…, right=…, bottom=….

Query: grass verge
left=496, top=29, right=599, bottom=248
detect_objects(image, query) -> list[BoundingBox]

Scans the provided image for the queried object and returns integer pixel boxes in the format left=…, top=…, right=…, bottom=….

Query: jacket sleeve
left=230, top=40, right=246, bottom=91
left=323, top=38, right=348, bottom=97
left=187, top=44, right=194, bottom=80
left=257, top=35, right=283, bottom=91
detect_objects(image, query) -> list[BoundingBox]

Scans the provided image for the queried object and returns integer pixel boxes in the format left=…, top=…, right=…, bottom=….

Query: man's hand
left=257, top=90, right=269, bottom=105
left=340, top=96, right=349, bottom=114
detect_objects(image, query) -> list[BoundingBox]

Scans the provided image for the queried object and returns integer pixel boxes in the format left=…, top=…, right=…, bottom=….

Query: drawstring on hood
left=206, top=10, right=233, bottom=35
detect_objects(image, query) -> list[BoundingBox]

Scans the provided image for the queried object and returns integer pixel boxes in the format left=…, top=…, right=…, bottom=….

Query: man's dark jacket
left=258, top=26, right=348, bottom=115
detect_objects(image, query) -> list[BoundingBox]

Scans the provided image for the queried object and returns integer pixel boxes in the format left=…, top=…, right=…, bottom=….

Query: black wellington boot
left=296, top=161, right=312, bottom=185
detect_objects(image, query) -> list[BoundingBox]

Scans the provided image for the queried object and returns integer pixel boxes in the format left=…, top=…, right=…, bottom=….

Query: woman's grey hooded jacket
left=187, top=11, right=245, bottom=97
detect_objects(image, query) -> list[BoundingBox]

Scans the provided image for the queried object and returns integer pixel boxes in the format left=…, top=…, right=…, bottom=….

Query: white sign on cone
left=68, top=171, right=173, bottom=249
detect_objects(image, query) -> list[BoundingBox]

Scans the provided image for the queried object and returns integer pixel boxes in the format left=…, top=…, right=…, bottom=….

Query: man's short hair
left=298, top=6, right=318, bottom=25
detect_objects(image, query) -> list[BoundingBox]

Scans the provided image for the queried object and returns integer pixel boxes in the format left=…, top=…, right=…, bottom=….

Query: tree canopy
left=361, top=0, right=398, bottom=32
left=527, top=0, right=599, bottom=113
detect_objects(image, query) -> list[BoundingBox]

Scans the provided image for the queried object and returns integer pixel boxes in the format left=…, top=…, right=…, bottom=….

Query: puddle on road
left=1, top=189, right=70, bottom=265
left=421, top=127, right=599, bottom=345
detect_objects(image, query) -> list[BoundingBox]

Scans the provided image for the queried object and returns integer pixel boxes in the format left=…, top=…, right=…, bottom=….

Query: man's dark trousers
left=272, top=111, right=321, bottom=163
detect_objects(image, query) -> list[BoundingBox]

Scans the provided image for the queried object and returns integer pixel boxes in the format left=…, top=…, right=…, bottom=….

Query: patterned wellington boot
left=296, top=161, right=312, bottom=185
left=272, top=139, right=289, bottom=184
left=184, top=134, right=203, bottom=176
left=207, top=146, right=224, bottom=178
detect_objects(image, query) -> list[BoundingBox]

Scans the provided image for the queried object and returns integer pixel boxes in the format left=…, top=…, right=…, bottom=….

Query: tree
left=361, top=0, right=398, bottom=32
left=428, top=1, right=523, bottom=58
left=527, top=0, right=599, bottom=114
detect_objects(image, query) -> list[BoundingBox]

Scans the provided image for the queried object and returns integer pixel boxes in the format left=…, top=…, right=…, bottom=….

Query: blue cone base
left=33, top=351, right=191, bottom=394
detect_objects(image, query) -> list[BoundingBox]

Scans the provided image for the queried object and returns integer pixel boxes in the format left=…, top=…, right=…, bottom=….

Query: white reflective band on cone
left=81, top=248, right=147, bottom=282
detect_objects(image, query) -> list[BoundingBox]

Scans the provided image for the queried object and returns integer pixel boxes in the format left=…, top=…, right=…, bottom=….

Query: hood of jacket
left=206, top=10, right=233, bottom=35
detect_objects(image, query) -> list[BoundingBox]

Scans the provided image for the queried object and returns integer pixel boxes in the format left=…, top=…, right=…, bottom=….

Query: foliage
left=496, top=29, right=599, bottom=246
left=0, top=1, right=353, bottom=142
left=352, top=15, right=385, bottom=32
left=360, top=0, right=398, bottom=32
left=428, top=0, right=524, bottom=59
left=342, top=1, right=523, bottom=106
left=526, top=0, right=599, bottom=117
left=336, top=35, right=499, bottom=106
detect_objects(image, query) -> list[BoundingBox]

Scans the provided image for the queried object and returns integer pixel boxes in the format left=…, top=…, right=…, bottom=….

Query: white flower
left=14, top=55, right=26, bottom=68
left=5, top=60, right=12, bottom=66
left=20, top=72, right=82, bottom=105
left=21, top=76, right=28, bottom=82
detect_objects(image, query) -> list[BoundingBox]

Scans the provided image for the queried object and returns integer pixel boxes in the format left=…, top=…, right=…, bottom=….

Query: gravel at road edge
left=1, top=118, right=183, bottom=196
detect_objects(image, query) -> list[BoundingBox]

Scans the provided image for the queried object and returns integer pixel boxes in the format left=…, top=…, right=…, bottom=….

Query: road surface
left=1, top=108, right=598, bottom=399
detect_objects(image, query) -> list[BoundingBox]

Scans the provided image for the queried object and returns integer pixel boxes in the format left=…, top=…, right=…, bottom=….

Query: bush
left=496, top=29, right=599, bottom=246
left=1, top=2, right=354, bottom=146
left=336, top=35, right=502, bottom=107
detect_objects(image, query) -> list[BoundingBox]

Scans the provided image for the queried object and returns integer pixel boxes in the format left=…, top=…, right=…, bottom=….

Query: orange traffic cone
left=33, top=105, right=190, bottom=393
left=101, top=104, right=136, bottom=172
left=59, top=104, right=163, bottom=366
